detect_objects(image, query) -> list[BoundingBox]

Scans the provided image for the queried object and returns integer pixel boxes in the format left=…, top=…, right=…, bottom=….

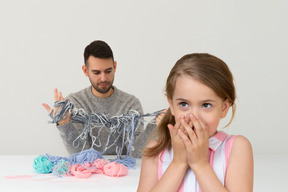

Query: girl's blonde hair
left=144, top=53, right=236, bottom=158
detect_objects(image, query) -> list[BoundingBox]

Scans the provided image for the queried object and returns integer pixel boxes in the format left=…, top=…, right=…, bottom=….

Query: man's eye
left=203, top=103, right=212, bottom=108
left=179, top=102, right=188, bottom=108
left=105, top=70, right=112, bottom=74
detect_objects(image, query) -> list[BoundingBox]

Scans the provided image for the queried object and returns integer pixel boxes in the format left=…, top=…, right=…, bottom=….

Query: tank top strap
left=211, top=134, right=237, bottom=186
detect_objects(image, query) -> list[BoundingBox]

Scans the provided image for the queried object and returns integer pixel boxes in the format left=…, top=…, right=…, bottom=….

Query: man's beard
left=92, top=81, right=113, bottom=93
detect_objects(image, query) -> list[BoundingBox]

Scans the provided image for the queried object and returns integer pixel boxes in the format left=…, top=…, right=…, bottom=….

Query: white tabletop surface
left=0, top=155, right=142, bottom=192
left=1, top=154, right=288, bottom=191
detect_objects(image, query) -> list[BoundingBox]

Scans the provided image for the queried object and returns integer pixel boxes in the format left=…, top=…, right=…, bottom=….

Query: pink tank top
left=158, top=131, right=236, bottom=192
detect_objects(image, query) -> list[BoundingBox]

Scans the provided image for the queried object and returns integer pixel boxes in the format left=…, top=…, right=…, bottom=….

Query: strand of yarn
left=126, top=114, right=135, bottom=156
left=50, top=100, right=162, bottom=159
left=48, top=100, right=163, bottom=169
left=49, top=99, right=73, bottom=124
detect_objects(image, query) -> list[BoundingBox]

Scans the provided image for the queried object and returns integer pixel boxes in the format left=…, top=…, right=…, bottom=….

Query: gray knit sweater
left=56, top=86, right=154, bottom=158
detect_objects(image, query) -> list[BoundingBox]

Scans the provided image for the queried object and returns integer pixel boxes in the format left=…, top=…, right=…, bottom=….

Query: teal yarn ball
left=33, top=156, right=53, bottom=174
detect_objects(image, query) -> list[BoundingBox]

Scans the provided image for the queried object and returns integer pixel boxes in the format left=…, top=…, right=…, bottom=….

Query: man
left=43, top=40, right=151, bottom=158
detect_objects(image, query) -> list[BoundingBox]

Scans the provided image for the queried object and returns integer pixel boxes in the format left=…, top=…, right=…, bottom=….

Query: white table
left=1, top=154, right=288, bottom=191
left=0, top=155, right=142, bottom=192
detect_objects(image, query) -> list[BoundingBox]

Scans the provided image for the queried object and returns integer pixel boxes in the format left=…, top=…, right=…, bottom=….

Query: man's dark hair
left=83, top=40, right=114, bottom=65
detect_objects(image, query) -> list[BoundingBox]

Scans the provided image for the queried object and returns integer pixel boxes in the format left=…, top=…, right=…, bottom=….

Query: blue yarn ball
left=33, top=156, right=53, bottom=174
left=69, top=148, right=103, bottom=164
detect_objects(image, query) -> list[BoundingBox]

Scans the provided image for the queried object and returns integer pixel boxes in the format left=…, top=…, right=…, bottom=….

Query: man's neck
left=91, top=87, right=114, bottom=98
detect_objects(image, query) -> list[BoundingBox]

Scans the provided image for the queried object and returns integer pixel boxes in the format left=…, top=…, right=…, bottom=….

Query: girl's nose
left=190, top=107, right=199, bottom=117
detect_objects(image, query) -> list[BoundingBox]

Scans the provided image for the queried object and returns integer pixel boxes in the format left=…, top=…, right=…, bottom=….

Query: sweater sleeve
left=131, top=121, right=156, bottom=158
left=129, top=98, right=156, bottom=158
left=56, top=121, right=90, bottom=154
left=56, top=95, right=90, bottom=155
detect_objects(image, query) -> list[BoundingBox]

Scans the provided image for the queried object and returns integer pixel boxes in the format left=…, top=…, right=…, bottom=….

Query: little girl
left=137, top=53, right=253, bottom=192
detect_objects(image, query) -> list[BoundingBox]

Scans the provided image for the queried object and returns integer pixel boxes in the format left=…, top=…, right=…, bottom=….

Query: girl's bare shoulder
left=232, top=135, right=253, bottom=153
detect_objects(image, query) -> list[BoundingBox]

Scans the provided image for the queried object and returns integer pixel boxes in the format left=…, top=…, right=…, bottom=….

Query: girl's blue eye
left=179, top=102, right=188, bottom=108
left=203, top=103, right=212, bottom=108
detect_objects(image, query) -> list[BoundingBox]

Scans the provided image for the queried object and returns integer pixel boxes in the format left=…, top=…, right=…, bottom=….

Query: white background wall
left=0, top=0, right=287, bottom=157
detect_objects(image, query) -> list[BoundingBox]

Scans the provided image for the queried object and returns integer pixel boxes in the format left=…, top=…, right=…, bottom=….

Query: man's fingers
left=42, top=103, right=51, bottom=113
left=59, top=91, right=65, bottom=101
left=54, top=88, right=66, bottom=101
left=54, top=88, right=59, bottom=101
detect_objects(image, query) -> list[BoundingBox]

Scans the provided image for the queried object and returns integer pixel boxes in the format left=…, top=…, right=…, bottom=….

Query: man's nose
left=100, top=74, right=107, bottom=81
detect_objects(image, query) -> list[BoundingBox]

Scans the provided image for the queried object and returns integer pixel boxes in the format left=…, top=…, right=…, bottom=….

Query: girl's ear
left=221, top=99, right=231, bottom=118
left=82, top=65, right=89, bottom=77
left=167, top=96, right=175, bottom=116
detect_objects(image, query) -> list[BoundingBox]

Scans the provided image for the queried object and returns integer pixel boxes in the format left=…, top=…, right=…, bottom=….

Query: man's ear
left=113, top=61, right=117, bottom=72
left=167, top=96, right=175, bottom=116
left=221, top=99, right=231, bottom=118
left=82, top=65, right=89, bottom=77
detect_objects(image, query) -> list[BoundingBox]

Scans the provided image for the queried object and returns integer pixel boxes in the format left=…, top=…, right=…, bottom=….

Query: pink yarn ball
left=70, top=164, right=93, bottom=178
left=103, top=162, right=128, bottom=177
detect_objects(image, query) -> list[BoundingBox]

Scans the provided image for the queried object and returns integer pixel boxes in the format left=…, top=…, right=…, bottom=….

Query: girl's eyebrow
left=175, top=98, right=189, bottom=101
left=201, top=99, right=217, bottom=103
left=175, top=98, right=216, bottom=103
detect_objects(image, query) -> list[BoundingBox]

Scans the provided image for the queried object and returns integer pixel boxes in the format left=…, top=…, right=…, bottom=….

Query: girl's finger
left=178, top=129, right=193, bottom=149
left=196, top=115, right=209, bottom=139
left=167, top=124, right=174, bottom=137
left=185, top=114, right=193, bottom=128
left=184, top=114, right=192, bottom=135
left=168, top=121, right=181, bottom=138
left=179, top=123, right=188, bottom=136
left=179, top=115, right=186, bottom=132
left=181, top=117, right=197, bottom=143
left=179, top=115, right=189, bottom=135
left=174, top=121, right=181, bottom=136
left=190, top=114, right=206, bottom=141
